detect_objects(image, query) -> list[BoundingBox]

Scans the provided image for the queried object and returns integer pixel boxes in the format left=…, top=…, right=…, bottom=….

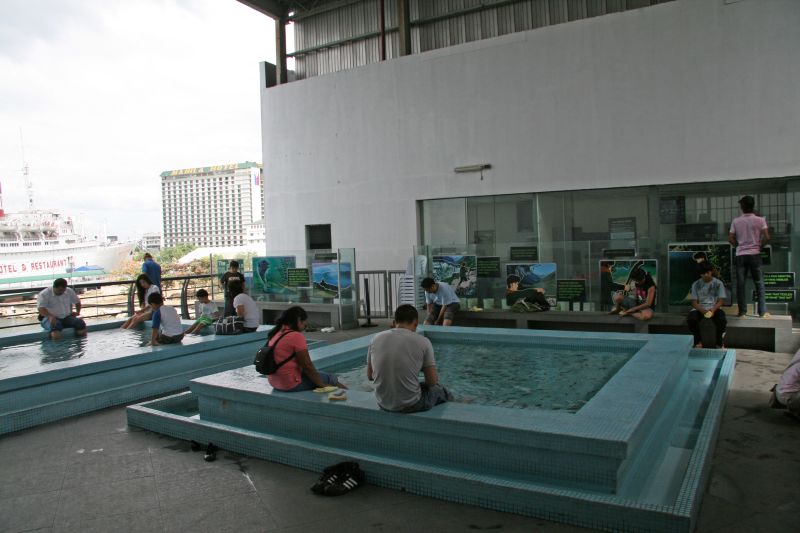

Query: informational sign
left=557, top=279, right=587, bottom=303
left=608, top=217, right=637, bottom=240
left=754, top=290, right=796, bottom=303
left=216, top=259, right=232, bottom=280
left=667, top=243, right=732, bottom=305
left=313, top=252, right=338, bottom=262
left=432, top=255, right=477, bottom=298
left=602, top=248, right=636, bottom=259
left=763, top=272, right=795, bottom=289
left=676, top=223, right=718, bottom=241
left=473, top=230, right=495, bottom=245
left=253, top=256, right=296, bottom=294
left=476, top=256, right=501, bottom=278
left=287, top=268, right=310, bottom=288
left=659, top=196, right=686, bottom=224
left=509, top=246, right=539, bottom=262
left=506, top=263, right=557, bottom=295
left=760, top=245, right=772, bottom=266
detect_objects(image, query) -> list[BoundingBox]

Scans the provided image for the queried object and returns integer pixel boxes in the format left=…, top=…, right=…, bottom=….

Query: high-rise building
left=161, top=162, right=264, bottom=248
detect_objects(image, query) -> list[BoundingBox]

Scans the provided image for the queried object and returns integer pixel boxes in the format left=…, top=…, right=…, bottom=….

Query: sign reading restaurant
left=0, top=257, right=72, bottom=274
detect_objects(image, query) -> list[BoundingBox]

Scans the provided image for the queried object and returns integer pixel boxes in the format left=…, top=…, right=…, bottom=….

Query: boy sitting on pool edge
left=148, top=292, right=185, bottom=346
left=184, top=289, right=219, bottom=335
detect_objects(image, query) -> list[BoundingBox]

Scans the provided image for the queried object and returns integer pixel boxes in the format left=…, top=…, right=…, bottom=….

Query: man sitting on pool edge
left=367, top=304, right=452, bottom=413
left=148, top=292, right=185, bottom=346
left=37, top=278, right=87, bottom=340
left=421, top=277, right=460, bottom=326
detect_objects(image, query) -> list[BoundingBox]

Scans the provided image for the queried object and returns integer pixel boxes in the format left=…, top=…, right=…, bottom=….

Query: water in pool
left=0, top=328, right=208, bottom=378
left=334, top=340, right=635, bottom=411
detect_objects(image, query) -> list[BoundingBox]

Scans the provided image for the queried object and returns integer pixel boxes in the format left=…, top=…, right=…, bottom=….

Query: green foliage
left=157, top=244, right=197, bottom=265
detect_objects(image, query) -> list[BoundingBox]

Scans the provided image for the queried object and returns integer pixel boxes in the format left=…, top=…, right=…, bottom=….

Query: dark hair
left=699, top=262, right=714, bottom=274
left=229, top=260, right=239, bottom=269
left=53, top=278, right=68, bottom=289
left=738, top=195, right=755, bottom=213
left=267, top=306, right=309, bottom=340
left=136, top=274, right=153, bottom=306
left=227, top=279, right=244, bottom=298
left=421, top=277, right=435, bottom=289
left=692, top=252, right=708, bottom=262
left=630, top=268, right=647, bottom=282
left=143, top=253, right=153, bottom=260
left=196, top=289, right=209, bottom=298
left=506, top=274, right=521, bottom=288
left=393, top=304, right=418, bottom=324
left=147, top=292, right=164, bottom=305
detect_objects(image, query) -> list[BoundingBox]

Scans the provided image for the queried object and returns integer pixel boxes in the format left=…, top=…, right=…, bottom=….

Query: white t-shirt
left=153, top=305, right=184, bottom=337
left=143, top=284, right=160, bottom=307
left=37, top=287, right=80, bottom=319
left=198, top=302, right=217, bottom=318
left=367, top=328, right=436, bottom=411
left=233, top=293, right=260, bottom=328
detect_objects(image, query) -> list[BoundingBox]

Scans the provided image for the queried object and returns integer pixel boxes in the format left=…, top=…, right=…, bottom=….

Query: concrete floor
left=1, top=322, right=798, bottom=532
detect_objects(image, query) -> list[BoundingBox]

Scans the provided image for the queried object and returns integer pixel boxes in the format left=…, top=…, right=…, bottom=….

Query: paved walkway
left=1, top=323, right=798, bottom=532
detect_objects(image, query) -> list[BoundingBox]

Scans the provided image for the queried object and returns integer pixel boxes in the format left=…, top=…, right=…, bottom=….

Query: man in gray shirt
left=687, top=263, right=727, bottom=348
left=367, top=305, right=452, bottom=413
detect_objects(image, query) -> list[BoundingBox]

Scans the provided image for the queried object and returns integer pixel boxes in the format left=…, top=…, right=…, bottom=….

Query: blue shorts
left=283, top=371, right=339, bottom=392
left=41, top=315, right=87, bottom=332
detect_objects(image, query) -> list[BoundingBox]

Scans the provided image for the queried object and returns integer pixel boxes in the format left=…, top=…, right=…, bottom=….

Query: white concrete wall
left=260, top=0, right=800, bottom=270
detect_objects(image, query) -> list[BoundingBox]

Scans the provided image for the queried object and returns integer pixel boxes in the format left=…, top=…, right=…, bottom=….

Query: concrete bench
left=454, top=310, right=795, bottom=352
left=211, top=299, right=358, bottom=330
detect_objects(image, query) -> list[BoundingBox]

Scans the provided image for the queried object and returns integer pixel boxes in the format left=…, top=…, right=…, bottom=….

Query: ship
left=0, top=208, right=134, bottom=286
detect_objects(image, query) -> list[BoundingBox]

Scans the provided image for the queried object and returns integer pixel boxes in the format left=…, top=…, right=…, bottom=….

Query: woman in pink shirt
left=266, top=306, right=347, bottom=391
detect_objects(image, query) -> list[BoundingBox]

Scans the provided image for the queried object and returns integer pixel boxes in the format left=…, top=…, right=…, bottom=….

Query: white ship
left=0, top=209, right=134, bottom=285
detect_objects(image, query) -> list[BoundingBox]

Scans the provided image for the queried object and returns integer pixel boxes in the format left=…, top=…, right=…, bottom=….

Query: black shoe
left=323, top=464, right=365, bottom=496
left=204, top=443, right=218, bottom=462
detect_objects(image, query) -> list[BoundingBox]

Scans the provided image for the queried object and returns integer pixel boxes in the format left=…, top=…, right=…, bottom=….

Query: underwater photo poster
left=667, top=243, right=732, bottom=305
left=432, top=255, right=478, bottom=298
left=252, top=256, right=296, bottom=294
left=504, top=263, right=557, bottom=296
left=598, top=259, right=658, bottom=308
left=312, top=262, right=353, bottom=298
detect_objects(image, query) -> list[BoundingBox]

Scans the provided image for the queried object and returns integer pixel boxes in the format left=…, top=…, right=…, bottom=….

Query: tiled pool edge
left=0, top=322, right=327, bottom=434
left=126, top=332, right=735, bottom=532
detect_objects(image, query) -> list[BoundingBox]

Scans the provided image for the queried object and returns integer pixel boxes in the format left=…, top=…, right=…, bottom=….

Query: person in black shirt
left=220, top=260, right=246, bottom=317
left=505, top=275, right=550, bottom=312
left=610, top=267, right=656, bottom=320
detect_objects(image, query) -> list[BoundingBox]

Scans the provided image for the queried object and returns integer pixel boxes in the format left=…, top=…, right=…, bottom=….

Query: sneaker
left=311, top=462, right=361, bottom=495
left=736, top=313, right=748, bottom=318
left=760, top=313, right=772, bottom=319
left=323, top=464, right=365, bottom=496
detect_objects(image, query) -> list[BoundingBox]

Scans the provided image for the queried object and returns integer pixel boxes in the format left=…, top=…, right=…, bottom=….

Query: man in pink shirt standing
left=728, top=195, right=770, bottom=318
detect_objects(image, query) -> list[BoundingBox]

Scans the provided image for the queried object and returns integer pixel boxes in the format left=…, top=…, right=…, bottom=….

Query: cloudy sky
left=0, top=0, right=280, bottom=241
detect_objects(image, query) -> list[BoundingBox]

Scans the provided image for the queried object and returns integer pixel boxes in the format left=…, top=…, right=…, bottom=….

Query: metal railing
left=355, top=270, right=406, bottom=319
left=0, top=274, right=215, bottom=330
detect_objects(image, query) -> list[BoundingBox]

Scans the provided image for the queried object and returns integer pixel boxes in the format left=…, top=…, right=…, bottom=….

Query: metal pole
left=361, top=277, right=377, bottom=327
left=379, top=0, right=386, bottom=61
left=180, top=278, right=190, bottom=319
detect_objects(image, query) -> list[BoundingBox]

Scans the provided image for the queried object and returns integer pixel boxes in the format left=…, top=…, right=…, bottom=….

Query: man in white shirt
left=421, top=277, right=461, bottom=326
left=367, top=305, right=451, bottom=413
left=148, top=292, right=184, bottom=345
left=37, top=278, right=86, bottom=340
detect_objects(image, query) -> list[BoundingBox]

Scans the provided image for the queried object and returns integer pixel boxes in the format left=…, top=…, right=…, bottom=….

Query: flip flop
left=313, top=386, right=338, bottom=393
left=329, top=390, right=347, bottom=401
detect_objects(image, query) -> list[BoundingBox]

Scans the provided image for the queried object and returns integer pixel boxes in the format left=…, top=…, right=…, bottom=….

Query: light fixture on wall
left=454, top=163, right=491, bottom=180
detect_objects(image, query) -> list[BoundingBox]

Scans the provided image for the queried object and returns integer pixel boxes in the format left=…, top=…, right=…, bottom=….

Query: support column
left=275, top=16, right=288, bottom=84
left=396, top=0, right=411, bottom=56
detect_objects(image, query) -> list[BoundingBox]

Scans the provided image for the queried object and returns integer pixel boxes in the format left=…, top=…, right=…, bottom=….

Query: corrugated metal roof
left=291, top=0, right=674, bottom=79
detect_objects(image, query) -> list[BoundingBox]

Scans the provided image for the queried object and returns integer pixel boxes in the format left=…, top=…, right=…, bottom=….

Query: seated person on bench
left=505, top=275, right=550, bottom=312
left=610, top=267, right=656, bottom=321
left=687, top=263, right=727, bottom=348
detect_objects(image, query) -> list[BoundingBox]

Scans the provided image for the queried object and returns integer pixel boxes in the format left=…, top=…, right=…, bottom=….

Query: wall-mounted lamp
left=454, top=163, right=491, bottom=180
left=454, top=163, right=491, bottom=173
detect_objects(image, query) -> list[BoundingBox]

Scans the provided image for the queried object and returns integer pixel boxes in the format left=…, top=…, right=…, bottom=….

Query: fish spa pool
left=0, top=320, right=325, bottom=434
left=127, top=327, right=734, bottom=532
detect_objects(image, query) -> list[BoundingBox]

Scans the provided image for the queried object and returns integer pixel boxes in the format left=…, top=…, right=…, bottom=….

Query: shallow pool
left=334, top=340, right=634, bottom=411
left=0, top=327, right=209, bottom=379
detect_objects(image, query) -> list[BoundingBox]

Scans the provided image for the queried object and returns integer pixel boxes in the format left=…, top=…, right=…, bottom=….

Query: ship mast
left=20, top=128, right=34, bottom=209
